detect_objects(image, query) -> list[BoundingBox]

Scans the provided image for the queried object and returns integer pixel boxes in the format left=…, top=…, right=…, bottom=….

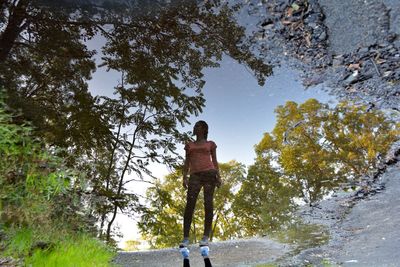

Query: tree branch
left=122, top=178, right=155, bottom=186
left=0, top=0, right=29, bottom=63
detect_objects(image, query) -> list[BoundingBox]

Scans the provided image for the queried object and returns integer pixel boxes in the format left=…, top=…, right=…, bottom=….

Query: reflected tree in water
left=233, top=159, right=297, bottom=236
left=0, top=0, right=272, bottom=242
left=138, top=161, right=246, bottom=248
left=137, top=99, right=398, bottom=243
left=234, top=99, right=398, bottom=236
left=270, top=99, right=398, bottom=202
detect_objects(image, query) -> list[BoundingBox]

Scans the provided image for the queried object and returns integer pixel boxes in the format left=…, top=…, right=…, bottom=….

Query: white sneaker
left=200, top=245, right=209, bottom=257
left=179, top=247, right=190, bottom=259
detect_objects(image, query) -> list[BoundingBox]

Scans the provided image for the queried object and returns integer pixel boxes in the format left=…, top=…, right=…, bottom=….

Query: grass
left=3, top=227, right=34, bottom=257
left=2, top=227, right=117, bottom=267
left=26, top=234, right=117, bottom=267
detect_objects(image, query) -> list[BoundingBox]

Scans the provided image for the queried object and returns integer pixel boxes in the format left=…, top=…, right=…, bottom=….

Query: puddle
left=269, top=223, right=330, bottom=254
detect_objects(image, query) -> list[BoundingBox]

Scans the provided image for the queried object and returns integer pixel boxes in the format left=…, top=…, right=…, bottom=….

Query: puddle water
left=103, top=1, right=398, bottom=250
left=4, top=0, right=398, bottom=258
left=253, top=223, right=330, bottom=267
left=270, top=223, right=330, bottom=254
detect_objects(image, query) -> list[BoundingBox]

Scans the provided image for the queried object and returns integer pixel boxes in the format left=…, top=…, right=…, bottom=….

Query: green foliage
left=1, top=0, right=105, bottom=156
left=255, top=99, right=399, bottom=204
left=138, top=161, right=246, bottom=248
left=123, top=240, right=141, bottom=251
left=0, top=90, right=89, bottom=230
left=137, top=100, right=399, bottom=245
left=0, top=92, right=113, bottom=265
left=233, top=99, right=398, bottom=238
left=4, top=228, right=33, bottom=257
left=139, top=173, right=184, bottom=248
left=1, top=0, right=271, bottom=159
left=233, top=161, right=297, bottom=236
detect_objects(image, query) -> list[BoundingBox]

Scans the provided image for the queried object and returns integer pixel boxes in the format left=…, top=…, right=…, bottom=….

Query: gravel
left=247, top=0, right=400, bottom=112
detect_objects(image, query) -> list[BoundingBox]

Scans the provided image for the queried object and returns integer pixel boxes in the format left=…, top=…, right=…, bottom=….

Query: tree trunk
left=99, top=120, right=123, bottom=238
left=105, top=124, right=138, bottom=242
left=0, top=0, right=29, bottom=64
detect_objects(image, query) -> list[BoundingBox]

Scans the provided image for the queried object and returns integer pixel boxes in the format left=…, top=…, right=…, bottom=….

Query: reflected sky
left=88, top=52, right=335, bottom=170
left=186, top=56, right=335, bottom=166
left=88, top=50, right=336, bottom=247
left=82, top=2, right=337, bottom=248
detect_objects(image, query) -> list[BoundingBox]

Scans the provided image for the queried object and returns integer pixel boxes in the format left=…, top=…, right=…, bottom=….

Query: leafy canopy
left=138, top=161, right=246, bottom=248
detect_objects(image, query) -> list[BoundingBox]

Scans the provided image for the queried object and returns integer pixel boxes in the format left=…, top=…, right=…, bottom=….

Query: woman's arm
left=211, top=145, right=222, bottom=187
left=183, top=150, right=190, bottom=189
left=211, top=147, right=219, bottom=172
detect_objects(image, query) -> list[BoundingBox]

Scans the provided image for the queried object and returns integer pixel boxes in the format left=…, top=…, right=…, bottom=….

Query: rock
left=318, top=31, right=327, bottom=41
left=343, top=70, right=359, bottom=85
left=305, top=13, right=320, bottom=23
left=0, top=257, right=19, bottom=267
left=303, top=73, right=325, bottom=87
left=274, top=21, right=284, bottom=31
left=332, top=56, right=343, bottom=67
left=308, top=22, right=318, bottom=29
left=260, top=17, right=274, bottom=27
left=247, top=0, right=400, bottom=116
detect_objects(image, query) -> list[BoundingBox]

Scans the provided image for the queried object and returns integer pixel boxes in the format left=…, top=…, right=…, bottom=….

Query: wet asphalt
left=334, top=164, right=400, bottom=266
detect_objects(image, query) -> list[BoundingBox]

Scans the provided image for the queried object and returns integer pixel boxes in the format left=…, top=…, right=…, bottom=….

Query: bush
left=0, top=89, right=116, bottom=265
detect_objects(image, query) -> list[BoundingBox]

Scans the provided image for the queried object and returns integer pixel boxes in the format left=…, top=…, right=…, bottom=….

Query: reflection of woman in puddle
left=180, top=120, right=222, bottom=249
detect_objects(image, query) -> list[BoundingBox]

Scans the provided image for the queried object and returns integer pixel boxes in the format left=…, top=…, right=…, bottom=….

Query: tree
left=84, top=2, right=272, bottom=242
left=1, top=0, right=109, bottom=158
left=232, top=99, right=398, bottom=237
left=253, top=99, right=399, bottom=205
left=123, top=240, right=141, bottom=251
left=1, top=0, right=271, bottom=156
left=138, top=161, right=246, bottom=249
left=233, top=159, right=297, bottom=236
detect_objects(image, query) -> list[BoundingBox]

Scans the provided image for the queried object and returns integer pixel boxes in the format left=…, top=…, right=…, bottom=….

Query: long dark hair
left=196, top=120, right=208, bottom=140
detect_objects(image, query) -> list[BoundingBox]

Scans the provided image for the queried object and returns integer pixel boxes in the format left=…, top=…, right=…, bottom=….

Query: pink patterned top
left=184, top=141, right=217, bottom=174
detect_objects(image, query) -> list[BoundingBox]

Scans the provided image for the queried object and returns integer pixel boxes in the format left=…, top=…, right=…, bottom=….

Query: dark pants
left=183, top=171, right=217, bottom=239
